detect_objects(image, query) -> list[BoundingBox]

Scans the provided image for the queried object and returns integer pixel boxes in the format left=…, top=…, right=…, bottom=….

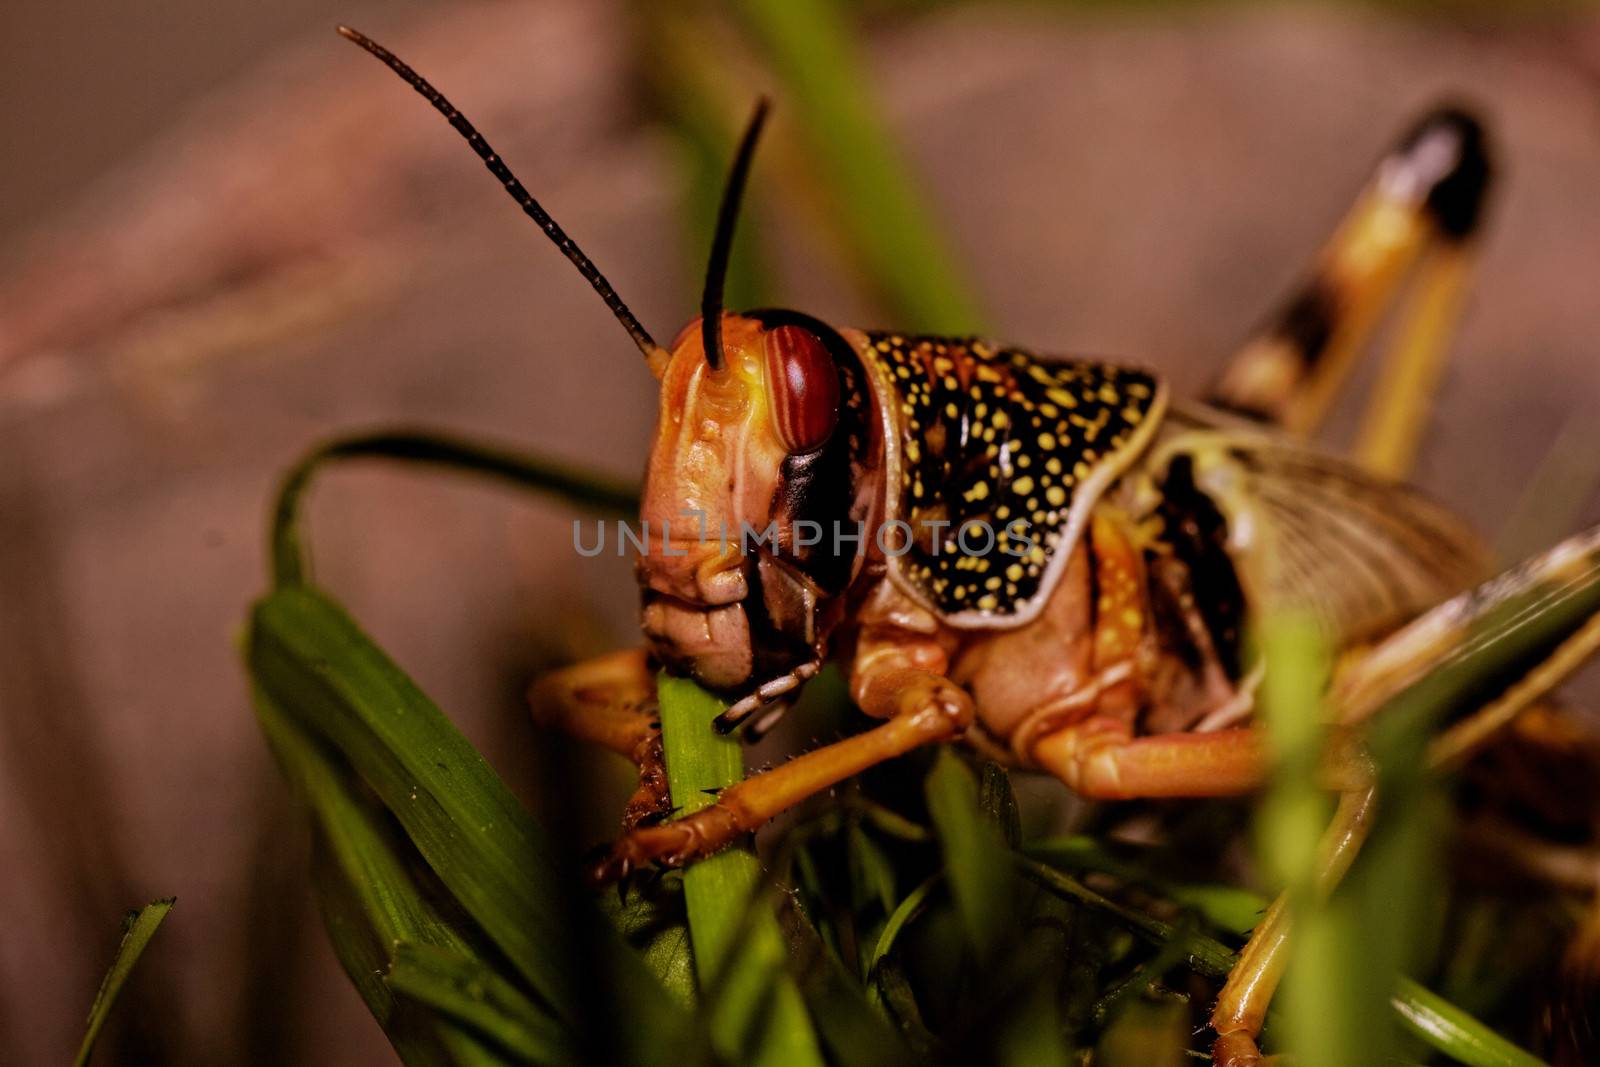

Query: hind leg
left=1209, top=106, right=1491, bottom=474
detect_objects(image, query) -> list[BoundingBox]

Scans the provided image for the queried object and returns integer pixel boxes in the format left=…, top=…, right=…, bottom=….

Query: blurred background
left=2, top=0, right=1598, bottom=1062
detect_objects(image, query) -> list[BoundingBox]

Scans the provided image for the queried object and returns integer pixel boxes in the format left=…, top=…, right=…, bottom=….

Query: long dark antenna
left=337, top=26, right=664, bottom=363
left=701, top=99, right=771, bottom=372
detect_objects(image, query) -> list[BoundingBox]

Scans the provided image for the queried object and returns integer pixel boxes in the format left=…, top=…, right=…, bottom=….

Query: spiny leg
left=1209, top=106, right=1490, bottom=455
left=527, top=648, right=671, bottom=829
left=592, top=621, right=970, bottom=883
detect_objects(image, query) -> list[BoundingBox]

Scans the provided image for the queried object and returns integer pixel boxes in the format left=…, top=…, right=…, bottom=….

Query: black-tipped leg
left=1208, top=103, right=1493, bottom=444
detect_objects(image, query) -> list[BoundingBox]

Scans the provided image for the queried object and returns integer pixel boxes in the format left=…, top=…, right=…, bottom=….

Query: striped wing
left=1157, top=414, right=1489, bottom=644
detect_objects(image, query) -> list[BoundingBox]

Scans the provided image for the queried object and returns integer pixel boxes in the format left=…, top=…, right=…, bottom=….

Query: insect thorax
left=862, top=332, right=1165, bottom=627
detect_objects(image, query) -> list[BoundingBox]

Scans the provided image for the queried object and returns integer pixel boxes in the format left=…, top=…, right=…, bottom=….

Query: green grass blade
left=270, top=430, right=638, bottom=586
left=731, top=0, right=984, bottom=332
left=386, top=942, right=574, bottom=1066
left=255, top=687, right=480, bottom=958
left=1017, top=858, right=1239, bottom=979
left=250, top=586, right=687, bottom=1064
left=256, top=681, right=518, bottom=1065
left=924, top=748, right=1016, bottom=962
left=866, top=874, right=939, bottom=989
left=1391, top=978, right=1549, bottom=1067
left=655, top=673, right=826, bottom=1067
left=1257, top=616, right=1401, bottom=1067
left=311, top=856, right=459, bottom=1067
left=1024, top=836, right=1266, bottom=936
left=601, top=878, right=697, bottom=1008
left=250, top=585, right=574, bottom=1013
left=73, top=898, right=175, bottom=1067
left=788, top=919, right=917, bottom=1067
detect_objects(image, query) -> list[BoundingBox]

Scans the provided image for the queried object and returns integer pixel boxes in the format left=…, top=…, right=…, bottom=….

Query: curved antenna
left=701, top=98, right=772, bottom=372
left=337, top=25, right=664, bottom=364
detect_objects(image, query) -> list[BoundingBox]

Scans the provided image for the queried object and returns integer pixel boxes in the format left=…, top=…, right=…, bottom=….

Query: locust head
left=637, top=309, right=879, bottom=718
left=335, top=30, right=871, bottom=730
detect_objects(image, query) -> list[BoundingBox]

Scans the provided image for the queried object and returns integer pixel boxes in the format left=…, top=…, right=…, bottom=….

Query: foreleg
left=592, top=615, right=970, bottom=882
left=527, top=648, right=670, bottom=829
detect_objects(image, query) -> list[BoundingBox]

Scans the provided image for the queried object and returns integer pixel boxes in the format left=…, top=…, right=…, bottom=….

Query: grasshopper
left=339, top=26, right=1600, bottom=1066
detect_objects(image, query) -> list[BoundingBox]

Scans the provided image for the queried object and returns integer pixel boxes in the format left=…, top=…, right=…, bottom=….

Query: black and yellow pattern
left=864, top=332, right=1165, bottom=625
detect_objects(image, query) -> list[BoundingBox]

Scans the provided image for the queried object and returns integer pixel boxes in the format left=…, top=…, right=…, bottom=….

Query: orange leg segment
left=527, top=648, right=671, bottom=830
left=1032, top=717, right=1266, bottom=800
left=591, top=666, right=973, bottom=883
left=1210, top=787, right=1377, bottom=1067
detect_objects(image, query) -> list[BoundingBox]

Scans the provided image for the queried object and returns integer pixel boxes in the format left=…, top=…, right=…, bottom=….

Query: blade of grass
left=654, top=673, right=825, bottom=1067
left=386, top=942, right=571, bottom=1066
left=601, top=876, right=697, bottom=1008
left=866, top=873, right=940, bottom=987
left=1251, top=537, right=1600, bottom=1067
left=1391, top=978, right=1549, bottom=1067
left=256, top=681, right=547, bottom=1064
left=250, top=586, right=573, bottom=1012
left=730, top=0, right=984, bottom=332
left=1024, top=836, right=1267, bottom=936
left=995, top=980, right=1073, bottom=1067
left=249, top=586, right=684, bottom=1060
left=270, top=430, right=638, bottom=586
left=311, top=848, right=459, bottom=1067
left=1017, top=858, right=1239, bottom=979
left=73, top=898, right=175, bottom=1067
left=781, top=879, right=918, bottom=1067
left=925, top=748, right=1017, bottom=962
left=1257, top=615, right=1399, bottom=1067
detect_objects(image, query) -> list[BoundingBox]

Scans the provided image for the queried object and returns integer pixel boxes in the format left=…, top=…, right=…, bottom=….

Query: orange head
left=337, top=33, right=872, bottom=726
left=637, top=310, right=880, bottom=704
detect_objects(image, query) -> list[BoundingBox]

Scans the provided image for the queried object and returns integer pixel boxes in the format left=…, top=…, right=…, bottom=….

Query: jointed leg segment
left=1031, top=717, right=1266, bottom=800
left=590, top=614, right=971, bottom=882
left=591, top=665, right=973, bottom=882
left=527, top=648, right=672, bottom=829
left=1209, top=786, right=1378, bottom=1067
left=1208, top=107, right=1488, bottom=453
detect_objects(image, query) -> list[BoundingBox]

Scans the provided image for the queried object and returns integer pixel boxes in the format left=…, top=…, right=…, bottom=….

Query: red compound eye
left=763, top=325, right=840, bottom=453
